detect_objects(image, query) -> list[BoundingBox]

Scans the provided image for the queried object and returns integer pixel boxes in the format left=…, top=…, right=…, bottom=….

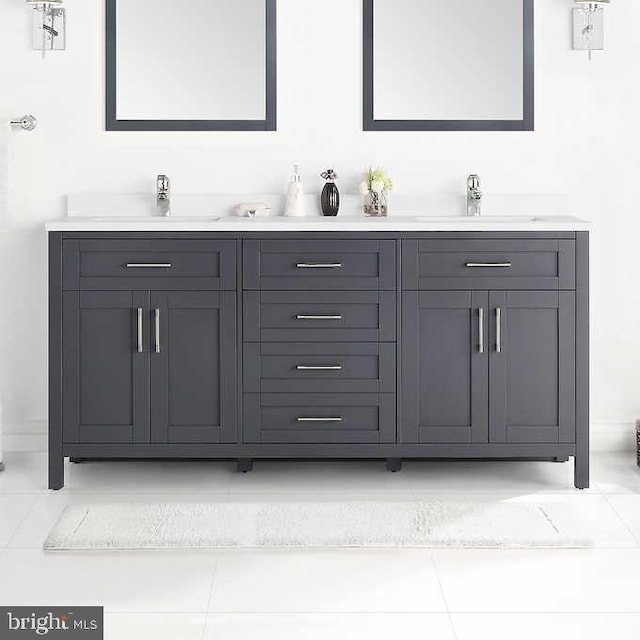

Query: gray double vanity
left=47, top=215, right=589, bottom=490
left=46, top=0, right=589, bottom=490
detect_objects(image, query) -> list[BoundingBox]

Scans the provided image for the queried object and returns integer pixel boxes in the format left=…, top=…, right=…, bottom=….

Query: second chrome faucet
left=467, top=174, right=482, bottom=217
left=157, top=174, right=171, bottom=217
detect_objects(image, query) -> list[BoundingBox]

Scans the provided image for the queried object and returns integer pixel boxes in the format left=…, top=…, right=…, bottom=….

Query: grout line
left=200, top=555, right=219, bottom=639
left=430, top=555, right=460, bottom=640
left=601, top=494, right=640, bottom=547
left=92, top=609, right=640, bottom=615
left=100, top=610, right=640, bottom=616
left=4, top=493, right=41, bottom=549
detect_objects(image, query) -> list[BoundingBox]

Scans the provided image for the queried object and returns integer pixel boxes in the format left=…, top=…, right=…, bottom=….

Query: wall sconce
left=572, top=0, right=609, bottom=60
left=26, top=0, right=66, bottom=58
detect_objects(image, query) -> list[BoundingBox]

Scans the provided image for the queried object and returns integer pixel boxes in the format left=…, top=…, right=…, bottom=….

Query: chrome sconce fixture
left=26, top=0, right=66, bottom=58
left=572, top=0, right=610, bottom=60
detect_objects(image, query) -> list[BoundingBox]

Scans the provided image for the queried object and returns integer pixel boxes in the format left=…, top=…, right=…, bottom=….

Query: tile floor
left=1, top=451, right=640, bottom=639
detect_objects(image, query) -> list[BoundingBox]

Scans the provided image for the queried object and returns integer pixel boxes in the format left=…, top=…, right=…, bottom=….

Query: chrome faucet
left=157, top=174, right=171, bottom=217
left=467, top=174, right=482, bottom=217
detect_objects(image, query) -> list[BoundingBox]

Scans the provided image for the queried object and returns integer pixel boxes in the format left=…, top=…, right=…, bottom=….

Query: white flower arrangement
left=359, top=168, right=394, bottom=195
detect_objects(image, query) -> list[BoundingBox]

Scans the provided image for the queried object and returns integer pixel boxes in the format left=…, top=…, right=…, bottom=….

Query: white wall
left=0, top=0, right=638, bottom=429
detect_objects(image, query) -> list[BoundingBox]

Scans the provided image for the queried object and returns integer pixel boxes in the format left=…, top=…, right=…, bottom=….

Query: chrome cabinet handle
left=296, top=263, right=343, bottom=269
left=465, top=262, right=513, bottom=268
left=297, top=417, right=343, bottom=423
left=295, top=315, right=343, bottom=321
left=296, top=365, right=343, bottom=371
left=137, top=308, right=143, bottom=353
left=154, top=309, right=161, bottom=354
left=125, top=263, right=172, bottom=269
left=496, top=307, right=502, bottom=353
left=478, top=308, right=484, bottom=354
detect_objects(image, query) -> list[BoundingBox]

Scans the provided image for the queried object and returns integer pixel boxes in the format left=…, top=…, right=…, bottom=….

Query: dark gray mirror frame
left=363, top=0, right=534, bottom=132
left=105, top=0, right=277, bottom=131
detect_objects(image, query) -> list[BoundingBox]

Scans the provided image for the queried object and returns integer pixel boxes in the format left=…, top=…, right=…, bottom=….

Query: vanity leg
left=574, top=454, right=589, bottom=490
left=574, top=231, right=590, bottom=492
left=386, top=458, right=403, bottom=473
left=237, top=459, right=253, bottom=474
left=49, top=232, right=65, bottom=491
left=49, top=453, right=64, bottom=491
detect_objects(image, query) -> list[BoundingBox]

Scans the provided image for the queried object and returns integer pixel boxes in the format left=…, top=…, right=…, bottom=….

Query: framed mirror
left=363, top=0, right=534, bottom=131
left=106, top=0, right=277, bottom=131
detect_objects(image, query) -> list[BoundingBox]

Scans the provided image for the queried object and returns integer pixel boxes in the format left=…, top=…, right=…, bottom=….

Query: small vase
left=363, top=191, right=388, bottom=217
left=321, top=181, right=340, bottom=217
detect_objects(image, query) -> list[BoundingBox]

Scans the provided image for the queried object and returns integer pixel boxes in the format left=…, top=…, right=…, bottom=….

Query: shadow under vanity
left=47, top=228, right=589, bottom=489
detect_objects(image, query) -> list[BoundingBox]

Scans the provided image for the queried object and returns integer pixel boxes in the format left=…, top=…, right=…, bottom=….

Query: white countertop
left=46, top=214, right=589, bottom=233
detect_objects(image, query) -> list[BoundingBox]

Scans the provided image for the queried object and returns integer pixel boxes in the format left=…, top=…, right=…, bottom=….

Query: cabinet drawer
left=243, top=239, right=396, bottom=290
left=403, top=239, right=575, bottom=290
left=243, top=291, right=396, bottom=342
left=244, top=343, right=396, bottom=393
left=243, top=394, right=396, bottom=444
left=63, top=239, right=236, bottom=290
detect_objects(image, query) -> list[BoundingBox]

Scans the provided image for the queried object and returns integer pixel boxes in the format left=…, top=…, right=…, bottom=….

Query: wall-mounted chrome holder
left=10, top=115, right=38, bottom=131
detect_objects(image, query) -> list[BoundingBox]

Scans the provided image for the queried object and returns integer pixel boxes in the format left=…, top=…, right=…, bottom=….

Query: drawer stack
left=242, top=239, right=397, bottom=444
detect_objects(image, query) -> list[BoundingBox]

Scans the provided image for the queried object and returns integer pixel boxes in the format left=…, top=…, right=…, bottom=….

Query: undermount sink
left=82, top=216, right=221, bottom=222
left=416, top=215, right=541, bottom=223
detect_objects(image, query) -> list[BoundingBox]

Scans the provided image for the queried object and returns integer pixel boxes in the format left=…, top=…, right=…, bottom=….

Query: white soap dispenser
left=284, top=165, right=306, bottom=217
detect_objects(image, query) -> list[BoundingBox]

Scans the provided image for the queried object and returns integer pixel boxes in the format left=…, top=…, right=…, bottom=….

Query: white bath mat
left=44, top=500, right=592, bottom=550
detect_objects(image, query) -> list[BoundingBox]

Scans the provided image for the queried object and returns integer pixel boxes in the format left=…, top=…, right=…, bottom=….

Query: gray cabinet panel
left=244, top=342, right=396, bottom=394
left=489, top=291, right=576, bottom=444
left=403, top=239, right=575, bottom=290
left=62, top=290, right=149, bottom=444
left=150, top=291, right=237, bottom=444
left=243, top=291, right=396, bottom=342
left=244, top=394, right=396, bottom=444
left=64, top=239, right=236, bottom=290
left=575, top=231, right=589, bottom=488
left=402, top=291, right=489, bottom=444
left=243, top=239, right=396, bottom=290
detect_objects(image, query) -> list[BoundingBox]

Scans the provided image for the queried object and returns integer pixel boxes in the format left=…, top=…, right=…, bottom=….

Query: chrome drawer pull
left=496, top=307, right=502, bottom=353
left=465, top=262, right=513, bottom=268
left=295, top=315, right=343, bottom=321
left=478, top=308, right=484, bottom=354
left=136, top=308, right=143, bottom=353
left=297, top=417, right=343, bottom=423
left=296, top=365, right=343, bottom=371
left=296, top=263, right=343, bottom=269
left=154, top=309, right=161, bottom=354
left=125, top=263, right=172, bottom=269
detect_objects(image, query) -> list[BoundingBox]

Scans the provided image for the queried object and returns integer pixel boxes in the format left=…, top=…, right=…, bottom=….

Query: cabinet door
left=489, top=291, right=576, bottom=444
left=62, top=291, right=149, bottom=444
left=402, top=291, right=489, bottom=444
left=150, top=291, right=237, bottom=444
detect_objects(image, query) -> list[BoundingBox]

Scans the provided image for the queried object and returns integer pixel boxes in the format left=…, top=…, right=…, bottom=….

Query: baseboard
left=3, top=421, right=48, bottom=453
left=3, top=420, right=637, bottom=454
left=590, top=422, right=637, bottom=453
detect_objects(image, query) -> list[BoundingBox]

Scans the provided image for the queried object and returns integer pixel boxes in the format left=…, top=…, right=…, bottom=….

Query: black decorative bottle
left=320, top=169, right=340, bottom=217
